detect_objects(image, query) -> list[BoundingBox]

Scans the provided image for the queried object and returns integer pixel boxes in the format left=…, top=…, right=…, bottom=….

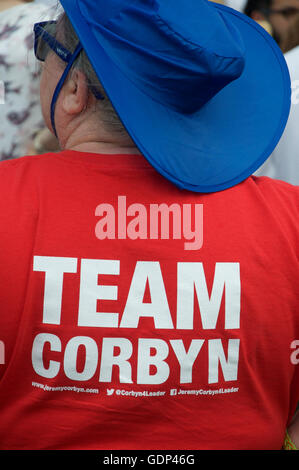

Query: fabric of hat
left=54, top=0, right=291, bottom=192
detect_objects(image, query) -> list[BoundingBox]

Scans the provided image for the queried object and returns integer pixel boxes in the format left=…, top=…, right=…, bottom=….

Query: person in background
left=243, top=0, right=299, bottom=50
left=281, top=10, right=299, bottom=51
left=0, top=0, right=59, bottom=160
left=255, top=12, right=299, bottom=184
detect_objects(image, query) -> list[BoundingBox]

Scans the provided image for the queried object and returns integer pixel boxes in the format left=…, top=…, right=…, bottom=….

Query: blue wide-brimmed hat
left=59, top=0, right=291, bottom=193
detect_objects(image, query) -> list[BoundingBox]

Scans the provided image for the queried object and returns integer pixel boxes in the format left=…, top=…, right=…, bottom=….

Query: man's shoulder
left=0, top=153, right=61, bottom=188
left=0, top=153, right=52, bottom=169
left=249, top=175, right=299, bottom=214
left=251, top=175, right=299, bottom=196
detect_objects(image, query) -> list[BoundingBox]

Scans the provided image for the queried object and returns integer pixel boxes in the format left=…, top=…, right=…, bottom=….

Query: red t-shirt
left=0, top=150, right=298, bottom=450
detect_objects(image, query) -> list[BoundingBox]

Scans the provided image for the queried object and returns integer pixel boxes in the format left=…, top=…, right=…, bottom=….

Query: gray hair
left=56, top=12, right=129, bottom=138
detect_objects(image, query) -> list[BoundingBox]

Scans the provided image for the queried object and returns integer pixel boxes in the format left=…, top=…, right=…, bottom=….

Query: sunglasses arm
left=50, top=42, right=84, bottom=138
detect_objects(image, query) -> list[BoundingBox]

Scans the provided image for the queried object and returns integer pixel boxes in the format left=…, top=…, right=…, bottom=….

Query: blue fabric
left=59, top=0, right=291, bottom=192
left=75, top=0, right=245, bottom=114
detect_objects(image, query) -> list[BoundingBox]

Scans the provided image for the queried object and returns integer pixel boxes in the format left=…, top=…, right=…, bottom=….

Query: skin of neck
left=60, top=109, right=141, bottom=155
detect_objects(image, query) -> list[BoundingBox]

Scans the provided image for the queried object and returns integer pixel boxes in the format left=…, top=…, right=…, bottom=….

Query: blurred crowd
left=0, top=0, right=299, bottom=184
left=0, top=0, right=59, bottom=160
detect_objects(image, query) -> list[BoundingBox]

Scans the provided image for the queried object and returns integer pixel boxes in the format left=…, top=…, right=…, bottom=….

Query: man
left=244, top=0, right=299, bottom=48
left=0, top=0, right=298, bottom=451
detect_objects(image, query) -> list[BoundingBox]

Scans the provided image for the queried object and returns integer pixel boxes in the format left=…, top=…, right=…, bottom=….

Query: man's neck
left=55, top=109, right=141, bottom=156
left=66, top=141, right=141, bottom=155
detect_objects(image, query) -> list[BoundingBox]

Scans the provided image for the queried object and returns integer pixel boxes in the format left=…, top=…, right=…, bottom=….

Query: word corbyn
left=31, top=256, right=241, bottom=385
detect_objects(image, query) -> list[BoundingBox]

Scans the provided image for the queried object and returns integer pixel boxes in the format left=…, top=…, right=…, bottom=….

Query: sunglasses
left=34, top=21, right=71, bottom=63
left=33, top=21, right=104, bottom=101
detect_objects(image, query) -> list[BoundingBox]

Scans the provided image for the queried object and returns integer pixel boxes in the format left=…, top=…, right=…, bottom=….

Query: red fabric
left=0, top=150, right=298, bottom=450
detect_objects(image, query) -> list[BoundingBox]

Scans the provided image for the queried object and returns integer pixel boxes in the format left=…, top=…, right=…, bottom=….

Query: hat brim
left=60, top=1, right=291, bottom=192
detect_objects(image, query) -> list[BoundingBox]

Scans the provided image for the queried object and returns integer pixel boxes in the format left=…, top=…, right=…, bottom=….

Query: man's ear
left=62, top=69, right=89, bottom=115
